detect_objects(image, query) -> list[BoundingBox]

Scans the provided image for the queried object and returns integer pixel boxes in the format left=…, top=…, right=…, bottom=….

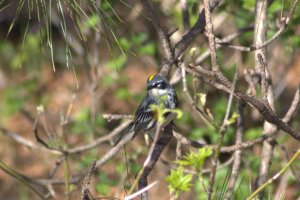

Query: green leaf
left=196, top=93, right=207, bottom=107
left=227, top=112, right=239, bottom=125
left=176, top=147, right=213, bottom=172
left=166, top=166, right=193, bottom=198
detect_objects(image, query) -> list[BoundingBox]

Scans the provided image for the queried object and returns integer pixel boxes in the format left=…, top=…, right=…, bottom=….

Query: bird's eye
left=157, top=82, right=166, bottom=89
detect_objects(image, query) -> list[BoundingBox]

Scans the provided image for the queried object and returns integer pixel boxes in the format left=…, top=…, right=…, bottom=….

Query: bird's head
left=146, top=74, right=171, bottom=97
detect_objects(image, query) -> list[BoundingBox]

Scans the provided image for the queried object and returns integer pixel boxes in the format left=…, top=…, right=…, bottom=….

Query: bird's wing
left=132, top=94, right=156, bottom=137
left=113, top=94, right=156, bottom=145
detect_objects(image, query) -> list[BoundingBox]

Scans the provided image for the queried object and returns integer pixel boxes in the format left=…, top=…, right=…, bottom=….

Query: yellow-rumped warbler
left=114, top=74, right=178, bottom=145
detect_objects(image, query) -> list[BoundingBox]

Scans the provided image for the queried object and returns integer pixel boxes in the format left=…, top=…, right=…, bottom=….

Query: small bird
left=114, top=74, right=178, bottom=145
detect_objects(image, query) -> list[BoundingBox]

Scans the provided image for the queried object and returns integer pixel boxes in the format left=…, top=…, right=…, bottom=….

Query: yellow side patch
left=148, top=75, right=156, bottom=81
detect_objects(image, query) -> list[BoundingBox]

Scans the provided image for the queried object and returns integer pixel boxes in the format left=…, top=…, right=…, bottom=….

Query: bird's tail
left=113, top=122, right=135, bottom=146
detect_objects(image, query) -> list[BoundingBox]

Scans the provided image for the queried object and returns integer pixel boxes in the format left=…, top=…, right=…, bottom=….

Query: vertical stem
left=207, top=70, right=238, bottom=199
left=253, top=1, right=276, bottom=199
left=64, top=155, right=70, bottom=200
left=224, top=101, right=245, bottom=200
left=203, top=0, right=219, bottom=71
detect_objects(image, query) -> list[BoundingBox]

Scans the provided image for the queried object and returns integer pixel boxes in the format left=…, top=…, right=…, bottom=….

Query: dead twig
left=216, top=0, right=299, bottom=52
left=207, top=67, right=238, bottom=199
left=141, top=0, right=174, bottom=76
left=137, top=123, right=174, bottom=200
left=186, top=65, right=300, bottom=141
left=224, top=101, right=245, bottom=200
left=247, top=147, right=300, bottom=200
left=204, top=0, right=219, bottom=71
left=81, top=160, right=96, bottom=200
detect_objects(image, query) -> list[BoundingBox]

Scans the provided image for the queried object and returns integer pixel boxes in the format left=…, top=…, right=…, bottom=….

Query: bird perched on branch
left=114, top=74, right=178, bottom=145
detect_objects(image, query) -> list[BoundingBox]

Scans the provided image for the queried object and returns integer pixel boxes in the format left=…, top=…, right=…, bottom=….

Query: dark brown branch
left=138, top=123, right=173, bottom=200
left=186, top=65, right=300, bottom=141
left=174, top=0, right=220, bottom=59
left=81, top=160, right=96, bottom=200
left=204, top=0, right=219, bottom=71
left=141, top=0, right=174, bottom=76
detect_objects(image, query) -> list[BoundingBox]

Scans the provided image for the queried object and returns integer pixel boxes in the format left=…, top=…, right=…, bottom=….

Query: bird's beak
left=147, top=85, right=152, bottom=91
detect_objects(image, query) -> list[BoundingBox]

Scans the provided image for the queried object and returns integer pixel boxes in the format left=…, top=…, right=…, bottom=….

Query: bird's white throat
left=149, top=88, right=168, bottom=98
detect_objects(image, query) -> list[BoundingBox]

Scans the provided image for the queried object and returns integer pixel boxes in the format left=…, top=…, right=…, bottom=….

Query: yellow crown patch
left=148, top=75, right=156, bottom=81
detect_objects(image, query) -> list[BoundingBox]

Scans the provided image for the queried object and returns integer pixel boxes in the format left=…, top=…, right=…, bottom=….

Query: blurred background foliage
left=0, top=0, right=300, bottom=199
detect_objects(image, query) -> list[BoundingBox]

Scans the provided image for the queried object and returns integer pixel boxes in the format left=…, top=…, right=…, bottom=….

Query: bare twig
left=174, top=0, right=220, bottom=59
left=279, top=145, right=300, bottom=184
left=0, top=127, right=61, bottom=155
left=141, top=0, right=174, bottom=76
left=180, top=0, right=190, bottom=30
left=247, top=148, right=300, bottom=200
left=48, top=156, right=65, bottom=178
left=137, top=123, right=174, bottom=200
left=253, top=2, right=275, bottom=198
left=0, top=161, right=47, bottom=200
left=103, top=114, right=133, bottom=121
left=186, top=65, right=300, bottom=141
left=274, top=172, right=288, bottom=200
left=282, top=87, right=300, bottom=122
left=81, top=160, right=96, bottom=200
left=224, top=101, right=245, bottom=200
left=195, top=25, right=253, bottom=64
left=95, top=127, right=135, bottom=169
left=66, top=120, right=131, bottom=154
left=125, top=181, right=158, bottom=200
left=217, top=0, right=299, bottom=52
left=207, top=67, right=238, bottom=199
left=128, top=123, right=162, bottom=199
left=204, top=0, right=219, bottom=71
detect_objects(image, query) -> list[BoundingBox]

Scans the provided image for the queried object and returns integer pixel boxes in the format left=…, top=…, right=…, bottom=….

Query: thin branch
left=224, top=101, right=245, bottom=200
left=137, top=123, right=174, bottom=200
left=204, top=0, right=219, bottom=71
left=0, top=161, right=48, bottom=200
left=282, top=86, right=300, bottom=122
left=186, top=65, right=300, bottom=141
left=128, top=123, right=162, bottom=199
left=125, top=181, right=159, bottom=200
left=279, top=145, right=300, bottom=184
left=207, top=67, right=238, bottom=199
left=81, top=160, right=96, bottom=200
left=180, top=0, right=190, bottom=29
left=254, top=2, right=276, bottom=197
left=247, top=147, right=300, bottom=200
left=174, top=0, right=220, bottom=59
left=66, top=120, right=131, bottom=154
left=141, top=0, right=174, bottom=76
left=0, top=127, right=62, bottom=155
left=103, top=114, right=133, bottom=121
left=48, top=156, right=65, bottom=178
left=195, top=25, right=253, bottom=64
left=216, top=0, right=299, bottom=52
